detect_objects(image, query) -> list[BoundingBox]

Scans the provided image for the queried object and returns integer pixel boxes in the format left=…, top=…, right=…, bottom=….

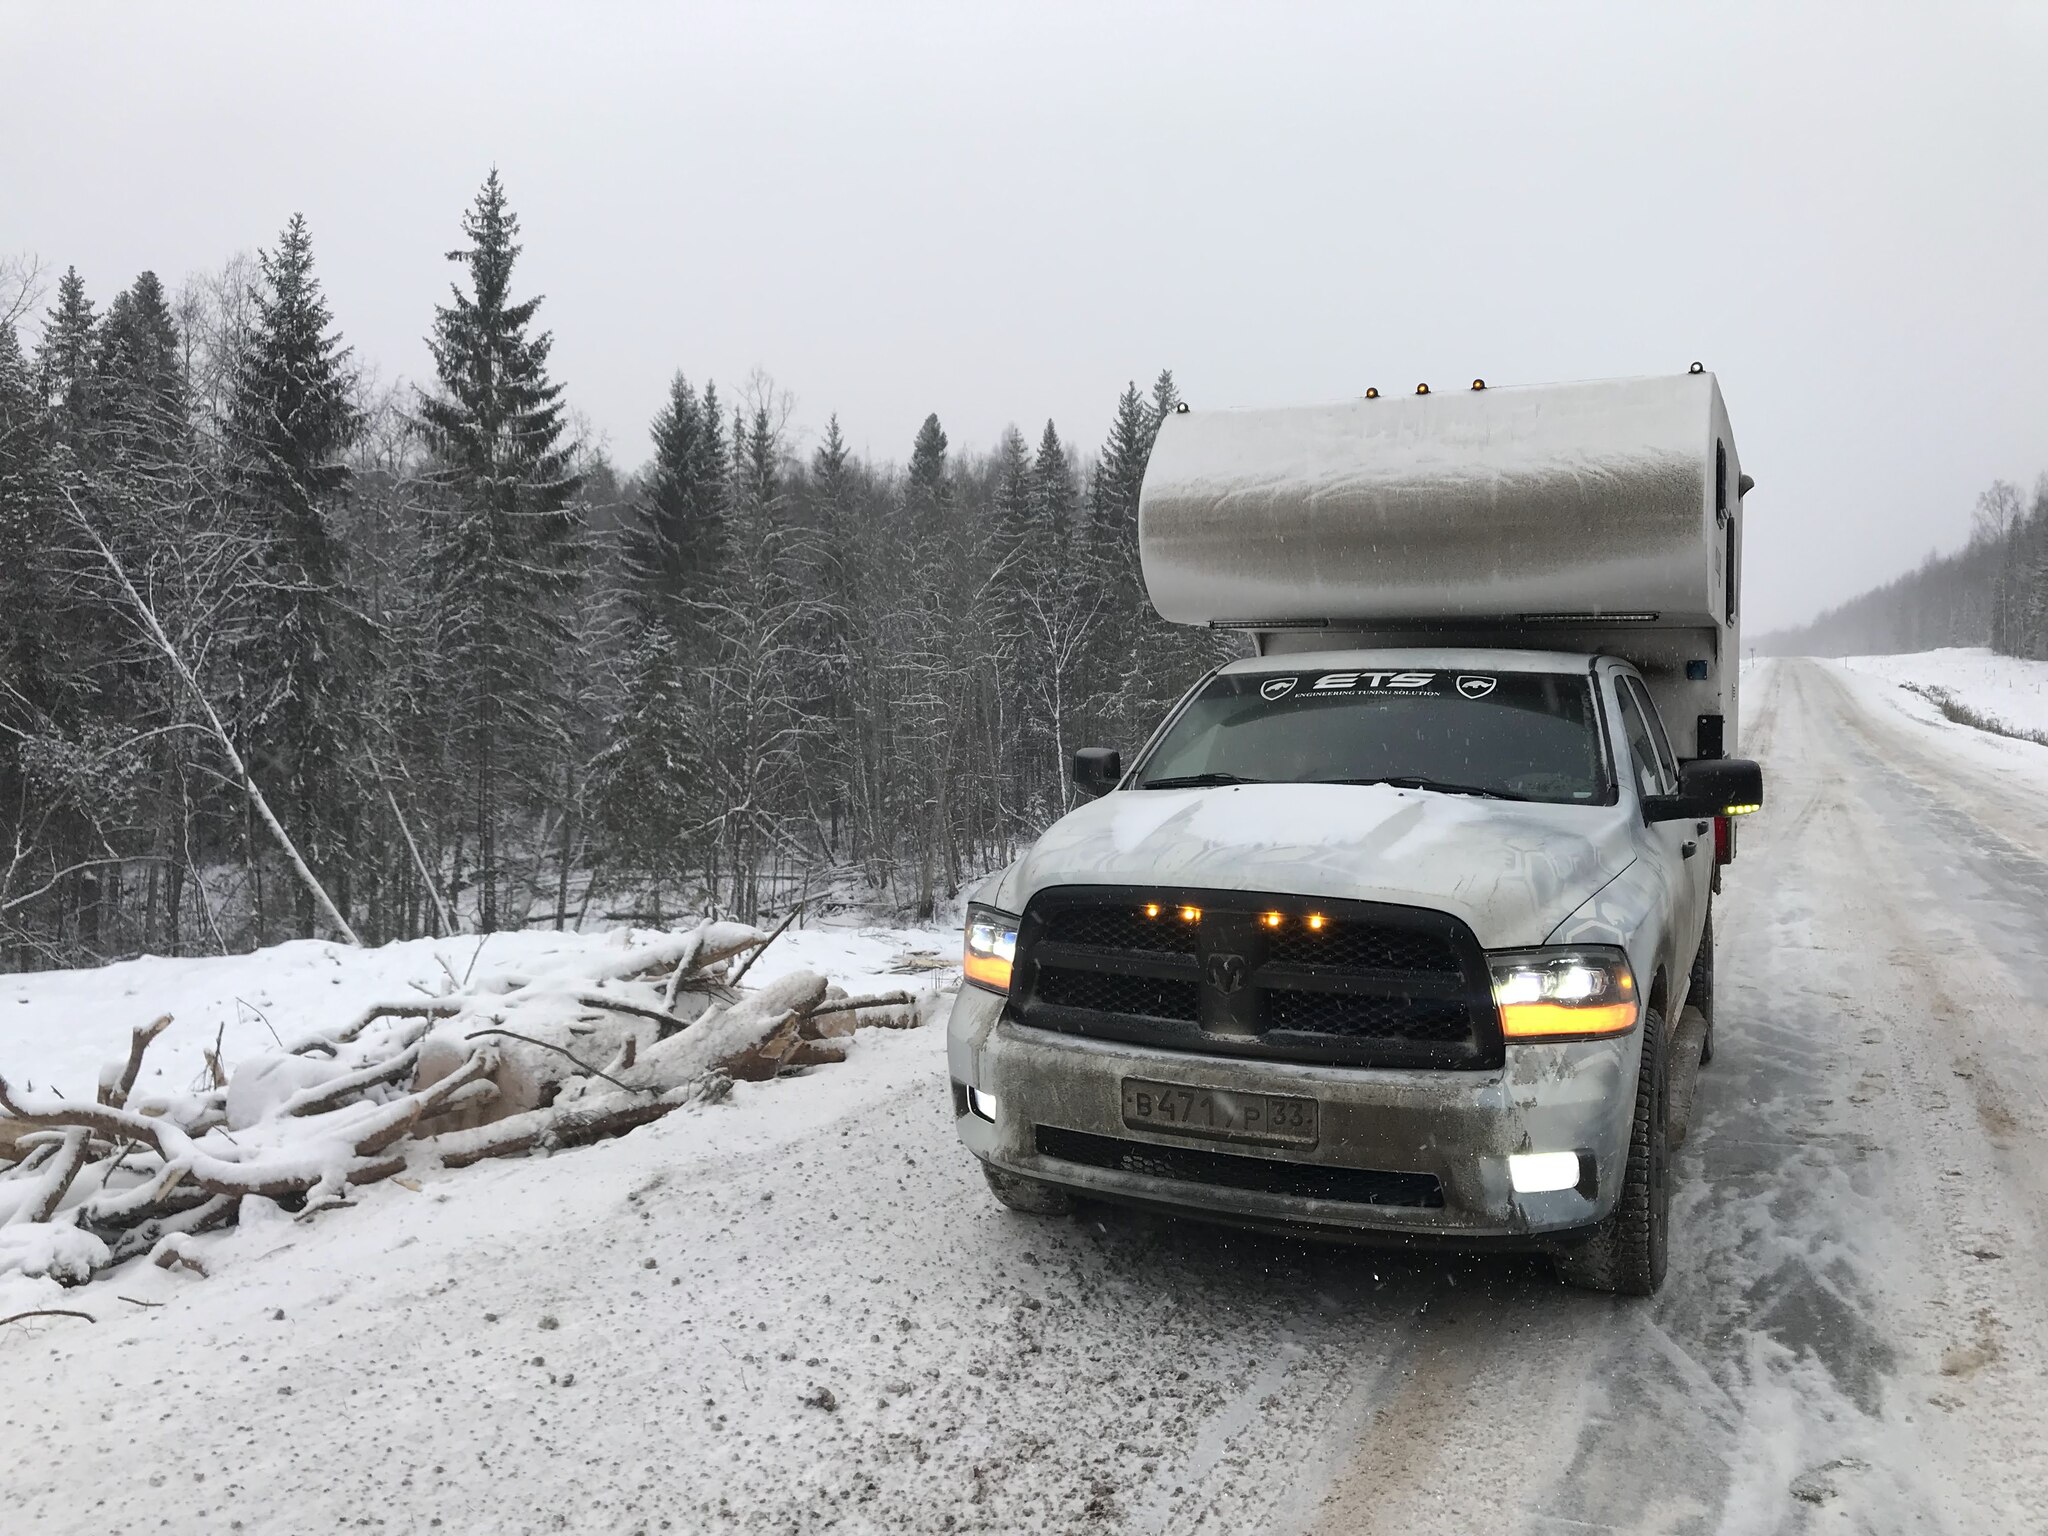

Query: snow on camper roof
left=1138, top=372, right=1740, bottom=633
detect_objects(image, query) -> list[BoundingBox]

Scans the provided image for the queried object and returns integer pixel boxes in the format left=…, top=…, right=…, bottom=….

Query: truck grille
left=1012, top=886, right=1503, bottom=1070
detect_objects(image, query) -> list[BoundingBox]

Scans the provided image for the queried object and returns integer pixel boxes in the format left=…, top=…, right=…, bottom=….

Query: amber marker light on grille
left=1261, top=911, right=1284, bottom=930
left=1179, top=905, right=1202, bottom=923
left=1489, top=950, right=1640, bottom=1040
left=1724, top=802, right=1761, bottom=816
left=1306, top=912, right=1327, bottom=932
left=962, top=905, right=1018, bottom=995
left=1143, top=903, right=1162, bottom=919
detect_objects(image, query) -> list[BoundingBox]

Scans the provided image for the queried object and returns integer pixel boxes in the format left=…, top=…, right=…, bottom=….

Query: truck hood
left=1005, top=783, right=1634, bottom=949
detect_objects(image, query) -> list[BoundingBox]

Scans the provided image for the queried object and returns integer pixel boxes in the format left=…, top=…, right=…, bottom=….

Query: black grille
left=1038, top=967, right=1200, bottom=1022
left=1012, top=886, right=1502, bottom=1070
left=1036, top=1126, right=1444, bottom=1208
left=1262, top=988, right=1473, bottom=1042
left=1043, top=906, right=1198, bottom=956
left=1267, top=922, right=1459, bottom=974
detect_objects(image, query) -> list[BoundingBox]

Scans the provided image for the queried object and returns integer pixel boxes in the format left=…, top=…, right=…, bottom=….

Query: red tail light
left=1714, top=815, right=1734, bottom=865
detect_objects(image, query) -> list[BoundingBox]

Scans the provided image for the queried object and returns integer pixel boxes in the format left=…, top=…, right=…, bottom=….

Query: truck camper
left=948, top=371, right=1763, bottom=1294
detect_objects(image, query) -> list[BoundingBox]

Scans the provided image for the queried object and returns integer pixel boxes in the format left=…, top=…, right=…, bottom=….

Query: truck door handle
left=1681, top=840, right=1698, bottom=859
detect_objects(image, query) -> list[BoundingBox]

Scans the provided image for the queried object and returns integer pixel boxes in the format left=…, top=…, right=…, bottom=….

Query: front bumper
left=947, top=987, right=1638, bottom=1244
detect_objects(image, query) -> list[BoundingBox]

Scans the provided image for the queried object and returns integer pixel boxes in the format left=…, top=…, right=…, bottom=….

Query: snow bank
left=1832, top=648, right=2048, bottom=791
left=1840, top=646, right=2048, bottom=739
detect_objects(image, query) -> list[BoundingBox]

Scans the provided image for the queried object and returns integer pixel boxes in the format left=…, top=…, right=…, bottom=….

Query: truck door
left=1622, top=671, right=1703, bottom=974
left=1610, top=673, right=1701, bottom=1002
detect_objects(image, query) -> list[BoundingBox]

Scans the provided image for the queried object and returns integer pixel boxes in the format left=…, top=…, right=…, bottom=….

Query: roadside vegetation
left=1761, top=477, right=2048, bottom=658
left=0, top=179, right=1222, bottom=970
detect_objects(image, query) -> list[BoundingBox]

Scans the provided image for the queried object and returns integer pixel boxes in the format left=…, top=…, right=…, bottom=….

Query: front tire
left=981, top=1162, right=1075, bottom=1216
left=1554, top=1005, right=1671, bottom=1296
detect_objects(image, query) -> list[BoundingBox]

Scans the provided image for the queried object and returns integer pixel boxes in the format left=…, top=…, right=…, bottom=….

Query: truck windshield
left=1135, top=668, right=1612, bottom=805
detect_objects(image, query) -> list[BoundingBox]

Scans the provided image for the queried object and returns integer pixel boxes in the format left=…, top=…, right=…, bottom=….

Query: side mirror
left=1644, top=758, right=1763, bottom=823
left=1072, top=747, right=1122, bottom=799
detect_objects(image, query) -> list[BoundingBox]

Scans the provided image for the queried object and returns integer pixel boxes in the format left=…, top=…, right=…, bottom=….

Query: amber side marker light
left=1724, top=802, right=1761, bottom=816
left=1490, top=952, right=1640, bottom=1040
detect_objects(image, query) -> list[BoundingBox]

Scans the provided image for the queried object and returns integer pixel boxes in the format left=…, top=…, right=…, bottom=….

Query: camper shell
left=1138, top=371, right=1745, bottom=757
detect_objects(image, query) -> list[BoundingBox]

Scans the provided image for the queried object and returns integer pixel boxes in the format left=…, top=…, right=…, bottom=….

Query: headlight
left=1488, top=947, right=1638, bottom=1040
left=963, top=904, right=1019, bottom=995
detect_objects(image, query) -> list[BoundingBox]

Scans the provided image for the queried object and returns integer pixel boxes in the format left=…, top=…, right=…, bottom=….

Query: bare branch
left=99, top=1015, right=174, bottom=1109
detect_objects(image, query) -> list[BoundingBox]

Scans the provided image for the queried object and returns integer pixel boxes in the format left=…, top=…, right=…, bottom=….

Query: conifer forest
left=0, top=172, right=1232, bottom=968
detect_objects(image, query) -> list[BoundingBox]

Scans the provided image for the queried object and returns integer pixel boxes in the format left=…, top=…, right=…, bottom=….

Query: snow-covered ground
left=1833, top=647, right=2048, bottom=787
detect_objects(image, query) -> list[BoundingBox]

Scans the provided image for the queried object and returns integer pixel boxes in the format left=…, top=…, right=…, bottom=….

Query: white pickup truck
left=947, top=372, right=1763, bottom=1295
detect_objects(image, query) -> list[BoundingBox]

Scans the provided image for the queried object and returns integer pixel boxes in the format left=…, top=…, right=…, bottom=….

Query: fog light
left=1509, top=1151, right=1582, bottom=1194
left=967, top=1086, right=999, bottom=1122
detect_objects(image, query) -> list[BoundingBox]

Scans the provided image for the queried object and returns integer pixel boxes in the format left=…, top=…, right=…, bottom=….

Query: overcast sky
left=6, top=2, right=2046, bottom=631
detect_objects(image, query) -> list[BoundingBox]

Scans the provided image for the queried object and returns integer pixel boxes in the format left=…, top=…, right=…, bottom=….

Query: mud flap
left=1667, top=1005, right=1710, bottom=1148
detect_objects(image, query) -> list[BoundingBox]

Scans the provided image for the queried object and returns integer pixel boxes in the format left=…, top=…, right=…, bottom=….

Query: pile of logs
left=0, top=922, right=918, bottom=1288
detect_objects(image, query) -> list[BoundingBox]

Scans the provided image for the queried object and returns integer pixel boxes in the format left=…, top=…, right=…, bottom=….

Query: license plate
left=1120, top=1078, right=1319, bottom=1148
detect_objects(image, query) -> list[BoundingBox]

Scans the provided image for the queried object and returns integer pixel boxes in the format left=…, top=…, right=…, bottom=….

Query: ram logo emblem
left=1205, top=953, right=1248, bottom=994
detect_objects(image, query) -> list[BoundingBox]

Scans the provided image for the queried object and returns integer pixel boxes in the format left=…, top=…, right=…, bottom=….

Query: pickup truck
left=946, top=372, right=1763, bottom=1295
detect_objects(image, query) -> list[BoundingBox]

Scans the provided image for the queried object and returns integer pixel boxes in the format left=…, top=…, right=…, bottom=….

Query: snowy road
left=5, top=659, right=2046, bottom=1534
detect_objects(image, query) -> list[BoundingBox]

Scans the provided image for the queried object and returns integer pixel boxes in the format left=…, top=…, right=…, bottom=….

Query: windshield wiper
left=1137, top=772, right=1268, bottom=790
left=1324, top=776, right=1530, bottom=801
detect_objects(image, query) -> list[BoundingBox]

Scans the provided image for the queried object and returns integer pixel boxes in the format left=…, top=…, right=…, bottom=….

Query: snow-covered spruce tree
left=621, top=373, right=728, bottom=632
left=889, top=412, right=963, bottom=918
left=225, top=215, right=367, bottom=938
left=1087, top=369, right=1234, bottom=750
left=417, top=170, right=585, bottom=932
left=0, top=320, right=74, bottom=964
left=0, top=323, right=59, bottom=731
left=595, top=374, right=730, bottom=912
left=74, top=272, right=211, bottom=956
left=699, top=403, right=814, bottom=919
left=36, top=268, right=100, bottom=449
left=797, top=414, right=860, bottom=859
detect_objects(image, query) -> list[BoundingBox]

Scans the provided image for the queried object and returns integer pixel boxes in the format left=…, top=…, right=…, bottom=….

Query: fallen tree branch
left=99, top=1015, right=173, bottom=1109
left=14, top=1127, right=91, bottom=1225
left=278, top=1039, right=426, bottom=1117
left=463, top=1028, right=650, bottom=1096
left=804, top=992, right=916, bottom=1021
left=725, top=905, right=803, bottom=990
left=0, top=1309, right=95, bottom=1327
left=286, top=998, right=465, bottom=1057
left=575, top=993, right=680, bottom=1031
left=429, top=1075, right=726, bottom=1169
